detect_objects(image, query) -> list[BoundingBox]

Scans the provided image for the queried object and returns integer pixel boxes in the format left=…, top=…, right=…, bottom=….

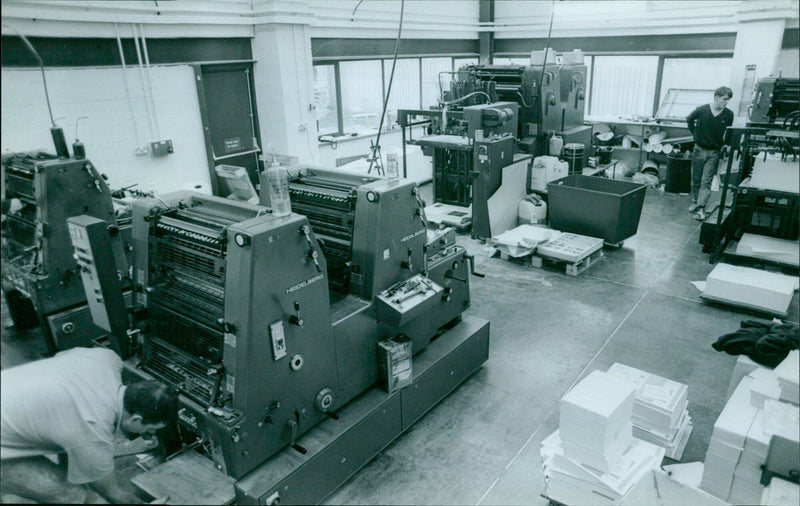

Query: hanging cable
left=131, top=23, right=157, bottom=141
left=368, top=0, right=405, bottom=175
left=114, top=23, right=144, bottom=151
left=535, top=0, right=557, bottom=142
left=138, top=24, right=162, bottom=140
left=2, top=24, right=56, bottom=128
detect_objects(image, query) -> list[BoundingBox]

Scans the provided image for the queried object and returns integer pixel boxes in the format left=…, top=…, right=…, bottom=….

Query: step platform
left=234, top=315, right=490, bottom=505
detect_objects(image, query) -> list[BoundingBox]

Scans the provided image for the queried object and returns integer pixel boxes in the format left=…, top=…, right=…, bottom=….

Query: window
left=384, top=58, right=420, bottom=126
left=454, top=57, right=478, bottom=70
left=340, top=60, right=383, bottom=134
left=422, top=57, right=452, bottom=108
left=313, top=64, right=338, bottom=136
left=590, top=55, right=659, bottom=117
left=659, top=57, right=733, bottom=108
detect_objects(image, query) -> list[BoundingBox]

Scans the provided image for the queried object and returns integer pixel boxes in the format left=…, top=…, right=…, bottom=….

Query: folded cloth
left=712, top=321, right=799, bottom=367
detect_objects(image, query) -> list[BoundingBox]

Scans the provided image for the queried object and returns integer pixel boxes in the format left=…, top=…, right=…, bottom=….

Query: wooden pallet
left=530, top=249, right=604, bottom=276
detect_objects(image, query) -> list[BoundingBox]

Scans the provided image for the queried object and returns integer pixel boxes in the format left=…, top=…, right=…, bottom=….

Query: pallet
left=531, top=249, right=604, bottom=276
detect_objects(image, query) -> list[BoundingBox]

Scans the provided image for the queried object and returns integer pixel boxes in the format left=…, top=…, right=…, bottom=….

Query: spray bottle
left=265, top=160, right=292, bottom=216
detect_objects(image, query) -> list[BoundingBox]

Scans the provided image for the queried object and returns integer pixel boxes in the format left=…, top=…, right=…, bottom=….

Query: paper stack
left=774, top=350, right=799, bottom=405
left=748, top=367, right=782, bottom=409
left=703, top=263, right=797, bottom=316
left=541, top=371, right=665, bottom=505
left=605, top=363, right=693, bottom=460
left=699, top=376, right=759, bottom=500
left=701, top=375, right=800, bottom=503
left=728, top=399, right=799, bottom=504
left=761, top=476, right=800, bottom=506
left=491, top=225, right=561, bottom=258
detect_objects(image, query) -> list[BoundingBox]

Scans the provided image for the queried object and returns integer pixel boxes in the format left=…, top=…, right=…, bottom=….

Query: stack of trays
left=774, top=350, right=799, bottom=405
left=605, top=363, right=693, bottom=460
left=541, top=370, right=665, bottom=505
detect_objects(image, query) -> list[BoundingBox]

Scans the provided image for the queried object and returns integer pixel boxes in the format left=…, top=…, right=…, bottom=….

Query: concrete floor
left=2, top=182, right=798, bottom=504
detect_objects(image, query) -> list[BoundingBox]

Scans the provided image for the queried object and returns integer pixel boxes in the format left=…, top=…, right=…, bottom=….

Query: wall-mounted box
left=151, top=140, right=173, bottom=157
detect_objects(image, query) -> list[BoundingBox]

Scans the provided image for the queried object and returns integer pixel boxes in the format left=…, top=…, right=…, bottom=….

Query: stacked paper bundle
left=605, top=363, right=693, bottom=460
left=701, top=373, right=800, bottom=503
left=761, top=476, right=800, bottom=506
left=729, top=399, right=799, bottom=504
left=541, top=371, right=665, bottom=505
left=491, top=225, right=561, bottom=258
left=774, top=350, right=799, bottom=405
left=700, top=376, right=759, bottom=500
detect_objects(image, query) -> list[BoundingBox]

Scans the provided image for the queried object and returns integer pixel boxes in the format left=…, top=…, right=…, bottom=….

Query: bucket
left=665, top=153, right=692, bottom=194
left=562, top=143, right=584, bottom=175
left=596, top=146, right=613, bottom=165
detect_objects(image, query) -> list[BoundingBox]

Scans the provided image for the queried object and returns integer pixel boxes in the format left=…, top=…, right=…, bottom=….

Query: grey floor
left=2, top=182, right=798, bottom=505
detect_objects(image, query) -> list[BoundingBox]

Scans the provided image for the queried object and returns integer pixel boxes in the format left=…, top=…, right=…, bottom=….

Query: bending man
left=1, top=347, right=177, bottom=503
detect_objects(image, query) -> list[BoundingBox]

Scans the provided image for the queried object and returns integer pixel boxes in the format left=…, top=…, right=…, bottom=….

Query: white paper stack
left=761, top=477, right=800, bottom=506
left=774, top=350, right=799, bottom=405
left=729, top=399, right=800, bottom=505
left=703, top=263, right=797, bottom=316
left=540, top=370, right=665, bottom=505
left=748, top=367, right=782, bottom=409
left=491, top=225, right=561, bottom=258
left=541, top=431, right=665, bottom=506
left=605, top=363, right=693, bottom=460
left=736, top=233, right=800, bottom=267
left=700, top=376, right=759, bottom=500
left=559, top=371, right=637, bottom=471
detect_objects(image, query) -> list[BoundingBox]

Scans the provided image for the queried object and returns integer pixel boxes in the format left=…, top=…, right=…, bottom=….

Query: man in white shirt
left=1, top=347, right=177, bottom=503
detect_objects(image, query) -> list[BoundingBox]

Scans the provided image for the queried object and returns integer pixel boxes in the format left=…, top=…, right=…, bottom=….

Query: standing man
left=1, top=347, right=177, bottom=503
left=686, top=86, right=734, bottom=220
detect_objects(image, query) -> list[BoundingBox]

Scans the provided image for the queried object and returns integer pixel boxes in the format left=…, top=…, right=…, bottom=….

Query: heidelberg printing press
left=68, top=167, right=489, bottom=504
left=1, top=149, right=132, bottom=353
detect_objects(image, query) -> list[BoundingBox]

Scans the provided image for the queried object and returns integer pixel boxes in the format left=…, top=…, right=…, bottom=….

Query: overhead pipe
left=131, top=23, right=157, bottom=141
left=114, top=23, right=144, bottom=151
left=138, top=23, right=162, bottom=140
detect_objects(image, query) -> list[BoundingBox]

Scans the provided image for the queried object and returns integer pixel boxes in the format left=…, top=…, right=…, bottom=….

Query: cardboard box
left=378, top=335, right=413, bottom=393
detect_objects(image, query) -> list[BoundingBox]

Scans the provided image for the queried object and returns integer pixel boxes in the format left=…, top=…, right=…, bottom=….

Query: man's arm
left=686, top=107, right=700, bottom=135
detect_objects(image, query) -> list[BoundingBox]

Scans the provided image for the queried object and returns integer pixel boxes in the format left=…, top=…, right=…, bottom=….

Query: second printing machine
left=69, top=167, right=489, bottom=503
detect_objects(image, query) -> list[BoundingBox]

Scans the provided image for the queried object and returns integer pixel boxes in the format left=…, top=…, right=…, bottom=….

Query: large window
left=659, top=57, right=733, bottom=108
left=340, top=60, right=383, bottom=134
left=313, top=64, right=338, bottom=136
left=590, top=55, right=659, bottom=117
left=384, top=58, right=420, bottom=126
left=422, top=57, right=452, bottom=109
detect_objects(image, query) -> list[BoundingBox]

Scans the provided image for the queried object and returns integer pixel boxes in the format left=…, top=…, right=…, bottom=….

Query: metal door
left=194, top=62, right=263, bottom=195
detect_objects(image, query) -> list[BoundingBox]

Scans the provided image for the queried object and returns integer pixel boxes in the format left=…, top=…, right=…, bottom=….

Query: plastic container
left=665, top=153, right=691, bottom=194
left=518, top=194, right=547, bottom=225
left=547, top=175, right=647, bottom=244
left=385, top=150, right=399, bottom=181
left=562, top=143, right=585, bottom=174
left=265, top=161, right=292, bottom=216
left=549, top=135, right=564, bottom=157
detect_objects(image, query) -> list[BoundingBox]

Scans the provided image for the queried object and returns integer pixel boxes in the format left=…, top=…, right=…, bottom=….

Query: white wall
left=1, top=65, right=210, bottom=193
left=775, top=48, right=800, bottom=77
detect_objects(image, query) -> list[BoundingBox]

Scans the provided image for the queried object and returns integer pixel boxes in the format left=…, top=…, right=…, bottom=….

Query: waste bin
left=547, top=175, right=647, bottom=244
left=665, top=153, right=692, bottom=193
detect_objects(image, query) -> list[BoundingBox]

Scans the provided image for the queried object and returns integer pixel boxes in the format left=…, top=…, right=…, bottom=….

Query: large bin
left=547, top=175, right=647, bottom=244
left=665, top=153, right=692, bottom=194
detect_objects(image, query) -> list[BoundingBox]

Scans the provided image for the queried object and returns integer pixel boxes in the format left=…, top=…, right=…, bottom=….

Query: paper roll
left=644, top=131, right=668, bottom=144
left=644, top=142, right=653, bottom=152
left=662, top=143, right=673, bottom=154
left=653, top=143, right=663, bottom=153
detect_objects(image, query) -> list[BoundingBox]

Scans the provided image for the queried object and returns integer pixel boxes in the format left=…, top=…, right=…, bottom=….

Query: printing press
left=68, top=166, right=489, bottom=504
left=1, top=150, right=132, bottom=353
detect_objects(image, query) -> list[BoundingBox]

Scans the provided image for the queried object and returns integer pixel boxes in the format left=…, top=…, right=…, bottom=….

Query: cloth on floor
left=712, top=320, right=800, bottom=368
